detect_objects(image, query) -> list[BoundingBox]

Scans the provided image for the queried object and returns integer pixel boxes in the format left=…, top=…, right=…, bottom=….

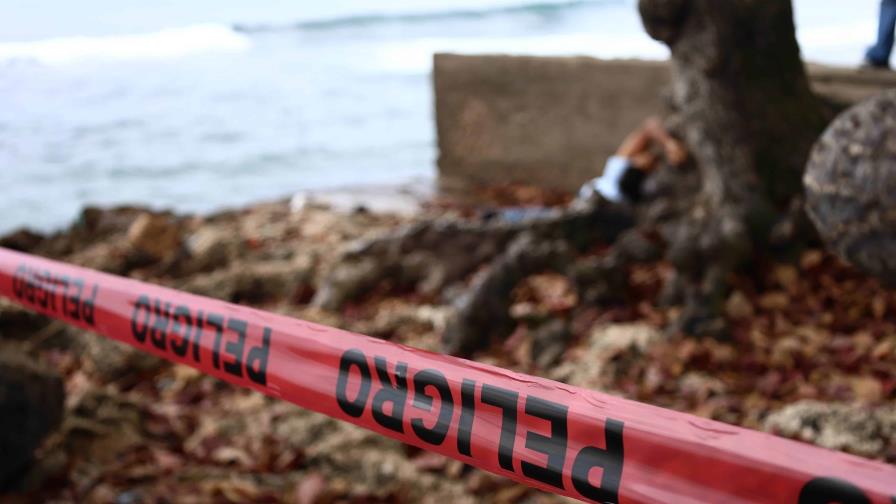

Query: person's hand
left=665, top=139, right=688, bottom=166
left=631, top=151, right=658, bottom=171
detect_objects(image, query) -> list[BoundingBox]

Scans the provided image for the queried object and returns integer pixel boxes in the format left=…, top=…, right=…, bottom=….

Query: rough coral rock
left=805, top=90, right=896, bottom=285
left=126, top=213, right=182, bottom=262
left=764, top=400, right=896, bottom=459
left=551, top=323, right=662, bottom=390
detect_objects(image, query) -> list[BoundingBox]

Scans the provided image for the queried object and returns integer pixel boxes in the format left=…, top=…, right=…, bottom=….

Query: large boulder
left=804, top=90, right=896, bottom=284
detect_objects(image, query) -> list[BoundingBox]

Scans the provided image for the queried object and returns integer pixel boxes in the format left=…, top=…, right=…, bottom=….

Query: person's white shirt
left=578, top=155, right=631, bottom=203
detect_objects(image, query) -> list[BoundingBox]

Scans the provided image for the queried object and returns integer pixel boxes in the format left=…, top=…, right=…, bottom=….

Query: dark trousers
left=866, top=0, right=896, bottom=66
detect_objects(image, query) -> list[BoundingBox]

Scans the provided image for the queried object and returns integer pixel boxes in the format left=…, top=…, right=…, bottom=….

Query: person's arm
left=641, top=117, right=688, bottom=167
left=615, top=117, right=687, bottom=170
left=615, top=119, right=656, bottom=165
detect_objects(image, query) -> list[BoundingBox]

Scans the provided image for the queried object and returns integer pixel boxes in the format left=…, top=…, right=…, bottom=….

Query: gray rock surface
left=805, top=90, right=896, bottom=284
left=764, top=401, right=896, bottom=459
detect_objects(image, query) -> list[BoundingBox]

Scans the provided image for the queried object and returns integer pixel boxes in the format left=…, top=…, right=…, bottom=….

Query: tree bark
left=638, top=0, right=832, bottom=335
left=640, top=0, right=828, bottom=208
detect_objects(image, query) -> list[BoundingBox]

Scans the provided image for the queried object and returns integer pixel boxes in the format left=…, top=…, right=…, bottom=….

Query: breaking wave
left=234, top=0, right=612, bottom=33
left=0, top=24, right=251, bottom=65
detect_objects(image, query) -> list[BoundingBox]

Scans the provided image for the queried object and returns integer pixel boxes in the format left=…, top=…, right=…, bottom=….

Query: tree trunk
left=641, top=0, right=828, bottom=208
left=638, top=0, right=832, bottom=335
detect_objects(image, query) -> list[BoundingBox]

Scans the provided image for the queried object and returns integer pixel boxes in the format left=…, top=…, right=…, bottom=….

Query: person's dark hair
left=619, top=166, right=647, bottom=203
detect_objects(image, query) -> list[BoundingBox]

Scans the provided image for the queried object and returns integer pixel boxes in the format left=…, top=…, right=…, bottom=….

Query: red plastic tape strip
left=0, top=247, right=894, bottom=503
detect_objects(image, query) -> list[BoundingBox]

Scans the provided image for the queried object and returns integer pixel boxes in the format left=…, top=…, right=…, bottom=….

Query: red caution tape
left=0, top=246, right=894, bottom=503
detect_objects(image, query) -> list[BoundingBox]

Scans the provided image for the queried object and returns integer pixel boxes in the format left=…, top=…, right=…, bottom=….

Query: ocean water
left=0, top=0, right=883, bottom=234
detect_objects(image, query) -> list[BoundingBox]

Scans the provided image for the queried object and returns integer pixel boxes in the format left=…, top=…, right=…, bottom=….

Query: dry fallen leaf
left=294, top=472, right=329, bottom=504
left=872, top=294, right=887, bottom=320
left=758, top=291, right=790, bottom=311
left=800, top=249, right=824, bottom=270
left=412, top=452, right=449, bottom=472
left=210, top=446, right=254, bottom=468
left=774, top=265, right=800, bottom=293
left=850, top=376, right=883, bottom=401
left=725, top=291, right=754, bottom=320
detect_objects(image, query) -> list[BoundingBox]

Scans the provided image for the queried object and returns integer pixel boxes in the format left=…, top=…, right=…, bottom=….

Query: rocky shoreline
left=1, top=189, right=894, bottom=502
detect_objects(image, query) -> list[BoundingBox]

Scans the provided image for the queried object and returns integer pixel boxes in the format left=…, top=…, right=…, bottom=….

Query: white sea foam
left=0, top=24, right=251, bottom=65
left=369, top=32, right=669, bottom=74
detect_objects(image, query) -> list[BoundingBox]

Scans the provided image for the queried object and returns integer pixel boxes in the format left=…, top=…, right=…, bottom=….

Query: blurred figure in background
left=864, top=0, right=896, bottom=69
left=492, top=116, right=687, bottom=222
left=578, top=116, right=687, bottom=205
